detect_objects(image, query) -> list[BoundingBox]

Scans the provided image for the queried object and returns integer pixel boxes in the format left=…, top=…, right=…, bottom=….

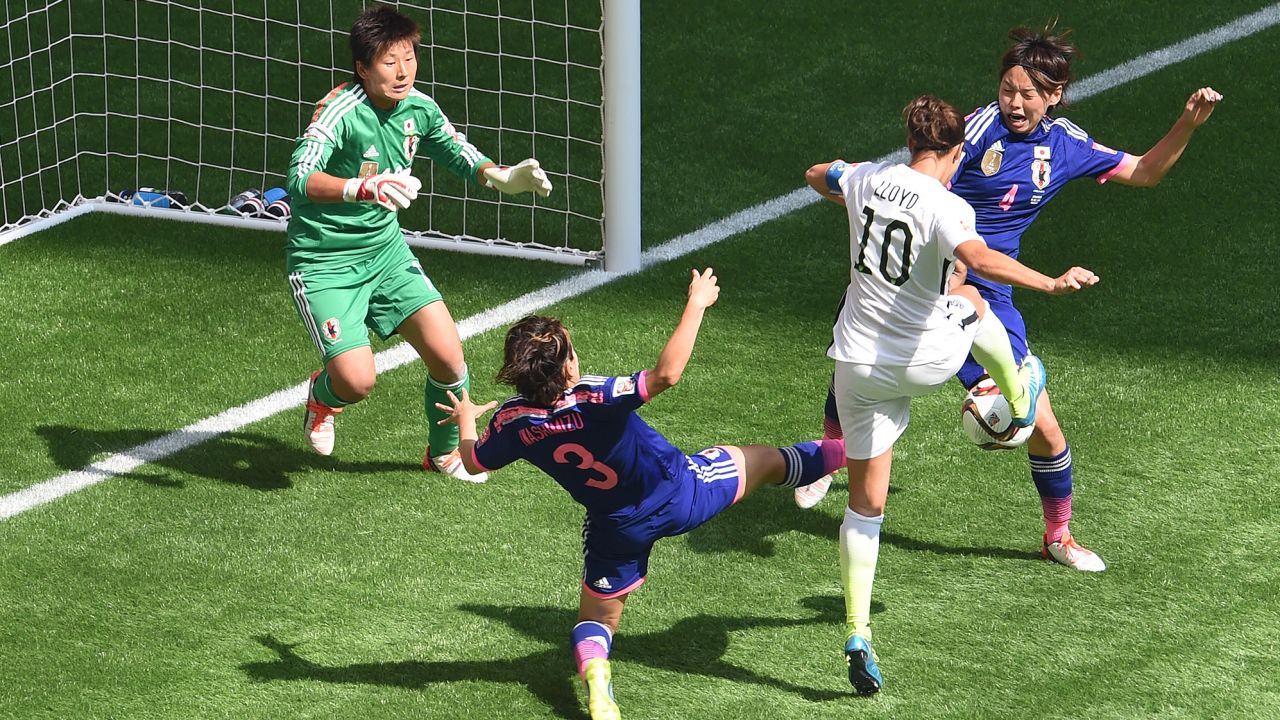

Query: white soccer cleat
left=1042, top=532, right=1106, bottom=572
left=423, top=447, right=488, bottom=483
left=303, top=371, right=342, bottom=456
left=794, top=475, right=833, bottom=509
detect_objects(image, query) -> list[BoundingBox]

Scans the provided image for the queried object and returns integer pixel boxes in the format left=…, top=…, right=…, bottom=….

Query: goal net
left=0, top=0, right=635, bottom=266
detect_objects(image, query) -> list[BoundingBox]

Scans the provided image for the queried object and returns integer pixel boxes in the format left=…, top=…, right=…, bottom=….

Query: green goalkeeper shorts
left=287, top=240, right=443, bottom=361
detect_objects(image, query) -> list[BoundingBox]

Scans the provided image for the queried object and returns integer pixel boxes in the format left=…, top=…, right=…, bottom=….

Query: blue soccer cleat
left=1010, top=354, right=1048, bottom=428
left=845, top=634, right=883, bottom=696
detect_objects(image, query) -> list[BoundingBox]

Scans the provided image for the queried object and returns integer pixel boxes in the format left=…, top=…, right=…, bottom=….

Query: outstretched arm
left=955, top=240, right=1099, bottom=295
left=644, top=268, right=721, bottom=399
left=434, top=389, right=498, bottom=476
left=1110, top=87, right=1222, bottom=188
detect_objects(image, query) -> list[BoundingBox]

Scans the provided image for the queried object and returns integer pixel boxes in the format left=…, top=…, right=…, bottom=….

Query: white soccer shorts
left=833, top=297, right=979, bottom=460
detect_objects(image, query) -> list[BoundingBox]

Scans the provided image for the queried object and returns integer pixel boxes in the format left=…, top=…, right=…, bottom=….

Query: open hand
left=433, top=388, right=497, bottom=426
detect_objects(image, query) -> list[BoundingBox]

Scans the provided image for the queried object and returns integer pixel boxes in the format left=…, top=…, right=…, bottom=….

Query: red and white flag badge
left=322, top=318, right=341, bottom=342
left=1031, top=159, right=1051, bottom=190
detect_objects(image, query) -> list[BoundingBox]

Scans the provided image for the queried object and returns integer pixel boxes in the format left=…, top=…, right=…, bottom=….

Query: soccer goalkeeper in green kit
left=286, top=4, right=551, bottom=481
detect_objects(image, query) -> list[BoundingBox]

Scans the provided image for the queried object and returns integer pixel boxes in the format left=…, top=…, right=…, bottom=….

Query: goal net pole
left=602, top=0, right=640, bottom=274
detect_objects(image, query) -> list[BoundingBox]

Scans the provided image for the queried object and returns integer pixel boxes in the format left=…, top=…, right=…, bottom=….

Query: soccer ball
left=960, top=377, right=1033, bottom=450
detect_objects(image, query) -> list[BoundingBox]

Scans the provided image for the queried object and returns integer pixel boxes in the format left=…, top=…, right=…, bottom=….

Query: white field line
left=3, top=4, right=1277, bottom=521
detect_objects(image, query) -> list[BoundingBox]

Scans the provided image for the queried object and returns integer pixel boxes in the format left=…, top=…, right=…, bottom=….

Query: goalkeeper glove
left=483, top=159, right=552, bottom=197
left=342, top=170, right=421, bottom=211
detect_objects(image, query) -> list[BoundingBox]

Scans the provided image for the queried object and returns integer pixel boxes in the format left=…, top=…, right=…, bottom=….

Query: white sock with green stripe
left=840, top=507, right=883, bottom=641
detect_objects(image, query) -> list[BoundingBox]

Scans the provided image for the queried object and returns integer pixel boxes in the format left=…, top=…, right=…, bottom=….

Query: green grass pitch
left=3, top=2, right=1279, bottom=718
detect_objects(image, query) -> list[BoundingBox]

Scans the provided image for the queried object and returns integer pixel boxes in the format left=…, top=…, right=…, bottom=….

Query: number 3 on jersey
left=855, top=205, right=914, bottom=286
left=553, top=443, right=619, bottom=490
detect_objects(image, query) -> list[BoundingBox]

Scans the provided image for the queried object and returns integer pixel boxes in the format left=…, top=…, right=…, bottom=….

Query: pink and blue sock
left=571, top=620, right=612, bottom=678
left=1030, top=446, right=1073, bottom=542
left=778, top=439, right=846, bottom=488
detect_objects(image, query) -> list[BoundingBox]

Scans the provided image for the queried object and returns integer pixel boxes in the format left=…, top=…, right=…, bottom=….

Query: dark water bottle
left=227, top=189, right=265, bottom=217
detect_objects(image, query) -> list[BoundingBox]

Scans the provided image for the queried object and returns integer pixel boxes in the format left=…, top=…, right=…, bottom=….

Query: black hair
left=349, top=5, right=421, bottom=81
left=1000, top=23, right=1077, bottom=111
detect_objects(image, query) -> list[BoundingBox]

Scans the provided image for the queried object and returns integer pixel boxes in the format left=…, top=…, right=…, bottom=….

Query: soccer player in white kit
left=805, top=95, right=1100, bottom=695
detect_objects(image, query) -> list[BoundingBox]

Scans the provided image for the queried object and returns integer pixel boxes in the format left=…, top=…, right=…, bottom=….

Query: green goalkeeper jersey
left=285, top=82, right=492, bottom=270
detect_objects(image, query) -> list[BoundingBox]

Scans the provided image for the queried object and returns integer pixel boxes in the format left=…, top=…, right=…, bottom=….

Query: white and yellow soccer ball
left=960, top=377, right=1033, bottom=450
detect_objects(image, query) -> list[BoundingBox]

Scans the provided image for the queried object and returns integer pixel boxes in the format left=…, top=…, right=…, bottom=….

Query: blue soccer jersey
left=950, top=102, right=1134, bottom=298
left=472, top=371, right=690, bottom=527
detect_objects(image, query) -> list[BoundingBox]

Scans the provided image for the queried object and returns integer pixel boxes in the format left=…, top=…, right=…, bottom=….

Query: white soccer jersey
left=827, top=161, right=983, bottom=367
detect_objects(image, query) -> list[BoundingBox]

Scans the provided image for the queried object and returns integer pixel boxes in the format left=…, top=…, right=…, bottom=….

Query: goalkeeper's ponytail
left=497, top=315, right=575, bottom=407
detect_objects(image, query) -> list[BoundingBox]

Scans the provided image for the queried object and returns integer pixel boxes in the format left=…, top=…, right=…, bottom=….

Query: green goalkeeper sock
left=424, top=366, right=469, bottom=456
left=968, top=311, right=1028, bottom=417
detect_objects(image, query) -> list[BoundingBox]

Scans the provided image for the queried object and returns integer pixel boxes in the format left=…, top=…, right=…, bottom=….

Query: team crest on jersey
left=1031, top=159, right=1051, bottom=190
left=322, top=318, right=341, bottom=342
left=402, top=119, right=419, bottom=160
left=981, top=141, right=1004, bottom=176
left=358, top=160, right=378, bottom=178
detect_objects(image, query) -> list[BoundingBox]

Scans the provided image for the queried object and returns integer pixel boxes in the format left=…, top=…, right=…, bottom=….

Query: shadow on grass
left=685, top=480, right=1037, bottom=562
left=683, top=483, right=898, bottom=558
left=36, top=425, right=419, bottom=491
left=241, top=595, right=861, bottom=718
left=880, top=530, right=1040, bottom=562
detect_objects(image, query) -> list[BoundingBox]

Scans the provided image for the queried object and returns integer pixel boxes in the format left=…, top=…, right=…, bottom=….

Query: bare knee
left=430, top=360, right=468, bottom=385
left=329, top=367, right=376, bottom=401
left=422, top=344, right=467, bottom=384
left=578, top=593, right=626, bottom=634
left=846, top=453, right=891, bottom=517
left=950, top=285, right=986, bottom=317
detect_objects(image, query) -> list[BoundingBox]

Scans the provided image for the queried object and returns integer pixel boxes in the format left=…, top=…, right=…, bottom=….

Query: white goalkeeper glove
left=483, top=158, right=552, bottom=197
left=342, top=169, right=421, bottom=211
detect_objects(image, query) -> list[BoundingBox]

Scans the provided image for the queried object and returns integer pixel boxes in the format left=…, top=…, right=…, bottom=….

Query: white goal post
left=0, top=0, right=640, bottom=271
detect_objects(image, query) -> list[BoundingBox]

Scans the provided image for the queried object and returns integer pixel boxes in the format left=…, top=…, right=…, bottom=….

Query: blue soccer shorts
left=580, top=446, right=744, bottom=599
left=957, top=287, right=1032, bottom=389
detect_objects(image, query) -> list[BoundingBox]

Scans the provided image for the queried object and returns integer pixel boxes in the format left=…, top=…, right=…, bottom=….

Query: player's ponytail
left=903, top=95, right=965, bottom=156
left=1001, top=22, right=1077, bottom=111
left=497, top=315, right=574, bottom=406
